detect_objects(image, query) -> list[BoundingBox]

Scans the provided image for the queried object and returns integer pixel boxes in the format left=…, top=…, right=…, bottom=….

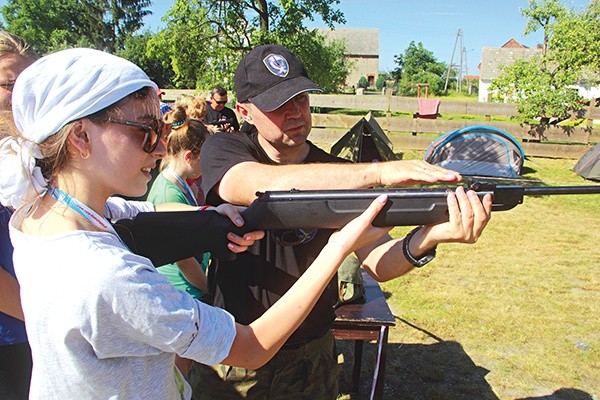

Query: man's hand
left=378, top=160, right=462, bottom=187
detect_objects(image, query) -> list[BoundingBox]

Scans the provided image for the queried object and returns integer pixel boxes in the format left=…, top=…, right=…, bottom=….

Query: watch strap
left=403, top=226, right=437, bottom=268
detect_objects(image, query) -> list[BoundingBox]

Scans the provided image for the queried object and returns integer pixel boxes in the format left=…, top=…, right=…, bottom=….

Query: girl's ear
left=67, top=121, right=91, bottom=158
left=183, top=150, right=195, bottom=162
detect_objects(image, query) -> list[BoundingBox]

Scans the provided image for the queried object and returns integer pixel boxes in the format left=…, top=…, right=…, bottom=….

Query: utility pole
left=444, top=28, right=462, bottom=93
left=462, top=46, right=470, bottom=94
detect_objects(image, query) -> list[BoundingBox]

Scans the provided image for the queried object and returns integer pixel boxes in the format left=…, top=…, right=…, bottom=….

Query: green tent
left=330, top=112, right=399, bottom=162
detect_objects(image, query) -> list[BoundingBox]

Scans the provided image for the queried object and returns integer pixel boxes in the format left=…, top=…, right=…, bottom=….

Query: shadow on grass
left=337, top=316, right=497, bottom=400
left=337, top=336, right=496, bottom=400
left=337, top=317, right=595, bottom=400
left=517, top=388, right=595, bottom=400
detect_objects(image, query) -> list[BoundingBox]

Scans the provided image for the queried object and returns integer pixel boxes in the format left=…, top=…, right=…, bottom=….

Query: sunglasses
left=273, top=228, right=318, bottom=246
left=107, top=117, right=163, bottom=153
left=213, top=98, right=228, bottom=105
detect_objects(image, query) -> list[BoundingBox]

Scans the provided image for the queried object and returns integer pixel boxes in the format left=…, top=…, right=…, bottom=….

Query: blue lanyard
left=163, top=167, right=198, bottom=207
left=47, top=186, right=120, bottom=238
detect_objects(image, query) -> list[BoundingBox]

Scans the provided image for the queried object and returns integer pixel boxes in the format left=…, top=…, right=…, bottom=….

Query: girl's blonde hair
left=187, top=96, right=208, bottom=120
left=0, top=30, right=37, bottom=59
left=161, top=106, right=209, bottom=169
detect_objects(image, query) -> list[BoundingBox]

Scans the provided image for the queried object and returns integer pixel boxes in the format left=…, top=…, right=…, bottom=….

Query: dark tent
left=330, top=112, right=399, bottom=162
left=424, top=125, right=525, bottom=178
left=573, top=143, right=600, bottom=181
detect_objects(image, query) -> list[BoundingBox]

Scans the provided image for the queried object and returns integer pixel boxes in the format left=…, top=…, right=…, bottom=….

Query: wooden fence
left=309, top=94, right=599, bottom=159
left=162, top=90, right=599, bottom=159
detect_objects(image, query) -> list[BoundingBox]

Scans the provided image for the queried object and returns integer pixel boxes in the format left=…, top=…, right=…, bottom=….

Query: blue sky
left=0, top=0, right=592, bottom=75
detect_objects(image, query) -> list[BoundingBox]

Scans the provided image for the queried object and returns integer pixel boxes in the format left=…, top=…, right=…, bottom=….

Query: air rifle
left=113, top=181, right=600, bottom=266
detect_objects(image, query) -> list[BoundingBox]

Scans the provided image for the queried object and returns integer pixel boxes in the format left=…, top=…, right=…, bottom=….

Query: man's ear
left=236, top=103, right=253, bottom=123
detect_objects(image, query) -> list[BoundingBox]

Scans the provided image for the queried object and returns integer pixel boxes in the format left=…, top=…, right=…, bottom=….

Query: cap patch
left=263, top=53, right=289, bottom=77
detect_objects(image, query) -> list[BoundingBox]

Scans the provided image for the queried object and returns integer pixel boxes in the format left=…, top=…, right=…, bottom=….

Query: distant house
left=478, top=38, right=541, bottom=102
left=317, top=27, right=379, bottom=89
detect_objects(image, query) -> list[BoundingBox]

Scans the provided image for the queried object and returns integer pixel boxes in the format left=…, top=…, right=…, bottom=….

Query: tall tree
left=491, top=0, right=600, bottom=121
left=149, top=0, right=349, bottom=91
left=392, top=41, right=446, bottom=96
left=105, top=0, right=152, bottom=53
left=1, top=0, right=152, bottom=54
left=117, top=31, right=173, bottom=88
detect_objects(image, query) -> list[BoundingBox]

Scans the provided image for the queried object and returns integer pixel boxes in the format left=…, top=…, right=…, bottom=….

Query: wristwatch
left=402, top=226, right=437, bottom=268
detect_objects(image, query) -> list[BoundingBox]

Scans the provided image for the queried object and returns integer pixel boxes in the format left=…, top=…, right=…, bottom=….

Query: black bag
left=334, top=256, right=366, bottom=309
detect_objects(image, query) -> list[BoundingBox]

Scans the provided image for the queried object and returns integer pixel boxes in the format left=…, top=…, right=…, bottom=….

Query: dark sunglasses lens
left=142, top=120, right=161, bottom=153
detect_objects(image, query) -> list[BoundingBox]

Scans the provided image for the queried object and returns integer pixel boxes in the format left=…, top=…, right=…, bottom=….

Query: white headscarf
left=0, top=48, right=157, bottom=209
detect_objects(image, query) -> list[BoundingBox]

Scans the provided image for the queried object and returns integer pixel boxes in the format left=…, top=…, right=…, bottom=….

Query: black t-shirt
left=202, top=105, right=240, bottom=132
left=200, top=131, right=347, bottom=345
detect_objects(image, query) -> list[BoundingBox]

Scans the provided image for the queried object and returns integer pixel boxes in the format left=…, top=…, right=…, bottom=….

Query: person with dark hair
left=203, top=86, right=240, bottom=133
left=0, top=47, right=392, bottom=399
left=191, top=44, right=493, bottom=399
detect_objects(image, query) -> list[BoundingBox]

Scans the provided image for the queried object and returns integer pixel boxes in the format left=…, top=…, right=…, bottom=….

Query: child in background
left=147, top=106, right=210, bottom=300
left=147, top=106, right=212, bottom=376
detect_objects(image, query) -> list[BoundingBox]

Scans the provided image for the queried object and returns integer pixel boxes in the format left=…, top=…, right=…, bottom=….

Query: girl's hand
left=328, top=195, right=392, bottom=255
left=212, top=203, right=265, bottom=253
left=418, top=187, right=493, bottom=250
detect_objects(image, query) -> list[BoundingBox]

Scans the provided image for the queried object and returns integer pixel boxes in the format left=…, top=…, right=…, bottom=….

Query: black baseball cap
left=234, top=44, right=322, bottom=112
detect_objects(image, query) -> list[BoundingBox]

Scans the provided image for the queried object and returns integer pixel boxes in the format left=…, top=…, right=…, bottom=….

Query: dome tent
left=424, top=125, right=525, bottom=178
left=330, top=112, right=399, bottom=163
left=573, top=143, right=600, bottom=181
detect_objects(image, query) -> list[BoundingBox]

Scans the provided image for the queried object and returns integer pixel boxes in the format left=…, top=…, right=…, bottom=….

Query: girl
left=0, top=48, right=390, bottom=399
left=147, top=106, right=211, bottom=376
left=147, top=107, right=210, bottom=299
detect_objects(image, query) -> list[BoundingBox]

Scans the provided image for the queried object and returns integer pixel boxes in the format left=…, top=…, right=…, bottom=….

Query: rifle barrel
left=522, top=185, right=600, bottom=196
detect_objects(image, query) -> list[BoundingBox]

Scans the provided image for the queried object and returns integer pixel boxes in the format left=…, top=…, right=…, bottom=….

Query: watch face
left=416, top=252, right=436, bottom=267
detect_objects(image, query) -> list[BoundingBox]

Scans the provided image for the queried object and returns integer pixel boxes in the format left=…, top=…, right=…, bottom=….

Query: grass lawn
left=333, top=152, right=600, bottom=399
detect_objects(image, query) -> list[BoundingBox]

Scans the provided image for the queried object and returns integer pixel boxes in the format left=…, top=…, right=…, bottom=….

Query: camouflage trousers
left=188, top=331, right=339, bottom=400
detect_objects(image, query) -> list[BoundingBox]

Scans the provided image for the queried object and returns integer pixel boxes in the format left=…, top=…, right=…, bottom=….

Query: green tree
left=117, top=31, right=173, bottom=88
left=392, top=41, right=446, bottom=96
left=1, top=0, right=152, bottom=54
left=147, top=0, right=217, bottom=89
left=491, top=0, right=600, bottom=120
left=105, top=0, right=153, bottom=53
left=150, top=0, right=349, bottom=91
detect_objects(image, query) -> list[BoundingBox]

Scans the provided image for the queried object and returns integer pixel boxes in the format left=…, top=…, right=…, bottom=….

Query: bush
left=375, top=75, right=386, bottom=90
left=357, top=76, right=368, bottom=89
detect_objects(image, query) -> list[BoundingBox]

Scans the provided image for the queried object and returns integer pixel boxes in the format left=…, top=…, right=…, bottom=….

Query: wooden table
left=332, top=270, right=396, bottom=400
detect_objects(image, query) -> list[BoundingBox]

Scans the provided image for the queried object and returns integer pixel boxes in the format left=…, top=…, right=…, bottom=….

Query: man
left=191, top=44, right=492, bottom=399
left=203, top=86, right=241, bottom=133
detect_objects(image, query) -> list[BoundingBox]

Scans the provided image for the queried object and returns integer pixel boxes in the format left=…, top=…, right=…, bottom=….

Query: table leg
left=351, top=339, right=364, bottom=393
left=369, top=326, right=389, bottom=400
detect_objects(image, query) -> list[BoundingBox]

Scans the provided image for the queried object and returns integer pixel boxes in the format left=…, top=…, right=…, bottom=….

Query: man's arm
left=219, top=159, right=462, bottom=206
left=357, top=187, right=492, bottom=282
left=0, top=266, right=24, bottom=320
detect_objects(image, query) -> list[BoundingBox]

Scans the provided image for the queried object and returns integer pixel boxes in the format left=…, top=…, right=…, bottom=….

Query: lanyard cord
left=47, top=186, right=121, bottom=239
left=50, top=186, right=183, bottom=398
left=163, top=166, right=198, bottom=207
